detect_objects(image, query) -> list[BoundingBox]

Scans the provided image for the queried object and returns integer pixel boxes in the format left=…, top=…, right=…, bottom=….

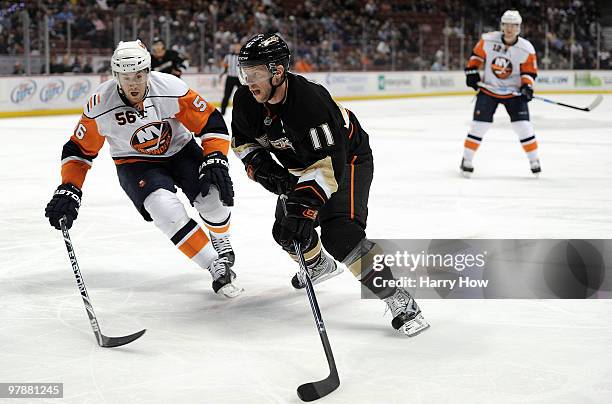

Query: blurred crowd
left=0, top=0, right=608, bottom=75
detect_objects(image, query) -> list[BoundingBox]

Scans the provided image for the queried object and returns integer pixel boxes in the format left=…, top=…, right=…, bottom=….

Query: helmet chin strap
left=264, top=71, right=287, bottom=103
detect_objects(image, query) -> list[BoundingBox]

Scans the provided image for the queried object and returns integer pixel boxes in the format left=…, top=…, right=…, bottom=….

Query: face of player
left=240, top=64, right=285, bottom=103
left=240, top=65, right=274, bottom=103
left=152, top=43, right=165, bottom=58
left=117, top=70, right=148, bottom=104
left=502, top=23, right=520, bottom=39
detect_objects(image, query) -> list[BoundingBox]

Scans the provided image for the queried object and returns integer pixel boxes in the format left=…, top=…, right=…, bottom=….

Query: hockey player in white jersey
left=44, top=40, right=243, bottom=298
left=460, top=10, right=541, bottom=177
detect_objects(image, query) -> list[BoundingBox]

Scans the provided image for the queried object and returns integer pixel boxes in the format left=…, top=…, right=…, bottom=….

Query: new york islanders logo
left=131, top=121, right=173, bottom=155
left=491, top=56, right=513, bottom=79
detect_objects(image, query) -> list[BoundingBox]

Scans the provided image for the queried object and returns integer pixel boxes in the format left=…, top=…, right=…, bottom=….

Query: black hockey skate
left=530, top=159, right=541, bottom=177
left=384, top=288, right=430, bottom=337
left=211, top=234, right=235, bottom=267
left=291, top=250, right=343, bottom=289
left=208, top=256, right=243, bottom=298
left=460, top=158, right=474, bottom=178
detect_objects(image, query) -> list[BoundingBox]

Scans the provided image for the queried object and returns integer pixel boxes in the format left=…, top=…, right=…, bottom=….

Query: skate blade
left=399, top=313, right=430, bottom=337
left=217, top=282, right=244, bottom=298
left=294, top=266, right=344, bottom=289
left=460, top=170, right=472, bottom=179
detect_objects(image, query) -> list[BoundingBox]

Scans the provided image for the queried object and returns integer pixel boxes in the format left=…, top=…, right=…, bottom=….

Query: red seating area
left=1, top=0, right=606, bottom=74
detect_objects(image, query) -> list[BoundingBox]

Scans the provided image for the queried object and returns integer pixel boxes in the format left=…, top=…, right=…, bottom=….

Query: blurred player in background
left=45, top=40, right=242, bottom=298
left=461, top=10, right=541, bottom=177
left=151, top=37, right=187, bottom=78
left=220, top=42, right=242, bottom=116
left=231, top=34, right=429, bottom=337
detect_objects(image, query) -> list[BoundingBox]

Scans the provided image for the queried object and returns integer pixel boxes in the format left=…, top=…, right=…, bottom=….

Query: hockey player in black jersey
left=150, top=37, right=186, bottom=77
left=231, top=34, right=429, bottom=336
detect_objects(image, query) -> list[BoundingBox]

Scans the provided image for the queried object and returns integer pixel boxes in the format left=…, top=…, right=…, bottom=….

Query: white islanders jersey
left=466, top=31, right=538, bottom=97
left=60, top=71, right=229, bottom=188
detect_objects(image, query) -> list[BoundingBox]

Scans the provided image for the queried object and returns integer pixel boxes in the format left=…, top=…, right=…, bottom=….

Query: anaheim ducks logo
left=260, top=35, right=280, bottom=47
left=491, top=56, right=513, bottom=79
left=131, top=121, right=173, bottom=155
left=270, top=137, right=295, bottom=152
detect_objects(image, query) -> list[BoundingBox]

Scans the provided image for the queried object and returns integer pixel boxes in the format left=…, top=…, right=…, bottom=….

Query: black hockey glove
left=520, top=84, right=534, bottom=102
left=245, top=150, right=297, bottom=195
left=272, top=200, right=318, bottom=249
left=45, top=183, right=82, bottom=230
left=465, top=69, right=480, bottom=91
left=199, top=151, right=234, bottom=206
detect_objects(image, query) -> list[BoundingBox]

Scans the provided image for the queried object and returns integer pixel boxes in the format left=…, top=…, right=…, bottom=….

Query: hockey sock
left=463, top=135, right=481, bottom=161
left=342, top=239, right=397, bottom=299
left=193, top=188, right=232, bottom=238
left=360, top=264, right=397, bottom=299
left=512, top=121, right=539, bottom=162
left=144, top=189, right=217, bottom=269
left=463, top=121, right=491, bottom=161
left=170, top=219, right=218, bottom=268
left=201, top=212, right=231, bottom=238
left=288, top=236, right=323, bottom=267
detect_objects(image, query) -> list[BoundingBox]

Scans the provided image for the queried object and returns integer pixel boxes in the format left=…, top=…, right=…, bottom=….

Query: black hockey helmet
left=237, top=34, right=291, bottom=102
left=238, top=33, right=290, bottom=76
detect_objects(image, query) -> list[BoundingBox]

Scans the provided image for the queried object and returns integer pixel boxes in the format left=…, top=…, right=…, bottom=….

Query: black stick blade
left=297, top=373, right=340, bottom=402
left=99, top=329, right=146, bottom=348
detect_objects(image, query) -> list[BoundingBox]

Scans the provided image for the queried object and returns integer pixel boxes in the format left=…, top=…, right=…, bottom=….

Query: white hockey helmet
left=501, top=10, right=522, bottom=29
left=111, top=40, right=151, bottom=77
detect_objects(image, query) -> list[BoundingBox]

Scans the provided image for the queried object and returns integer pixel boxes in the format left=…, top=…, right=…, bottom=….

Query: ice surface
left=1, top=95, right=611, bottom=403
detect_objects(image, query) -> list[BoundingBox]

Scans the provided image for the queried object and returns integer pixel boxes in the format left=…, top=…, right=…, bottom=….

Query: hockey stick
left=532, top=93, right=603, bottom=112
left=59, top=216, right=146, bottom=347
left=477, top=82, right=603, bottom=112
left=280, top=197, right=340, bottom=401
left=293, top=239, right=340, bottom=401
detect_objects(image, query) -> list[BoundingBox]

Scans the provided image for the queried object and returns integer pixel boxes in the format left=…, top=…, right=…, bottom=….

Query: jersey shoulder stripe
left=85, top=93, right=100, bottom=114
left=83, top=79, right=117, bottom=118
left=83, top=79, right=136, bottom=120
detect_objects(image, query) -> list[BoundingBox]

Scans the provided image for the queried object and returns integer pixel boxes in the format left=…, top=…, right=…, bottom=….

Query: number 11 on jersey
left=309, top=123, right=334, bottom=150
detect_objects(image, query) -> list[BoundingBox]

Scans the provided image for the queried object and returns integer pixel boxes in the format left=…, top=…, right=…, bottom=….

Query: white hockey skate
left=460, top=158, right=474, bottom=178
left=208, top=256, right=243, bottom=298
left=530, top=159, right=541, bottom=178
left=384, top=288, right=430, bottom=337
left=291, top=250, right=343, bottom=289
